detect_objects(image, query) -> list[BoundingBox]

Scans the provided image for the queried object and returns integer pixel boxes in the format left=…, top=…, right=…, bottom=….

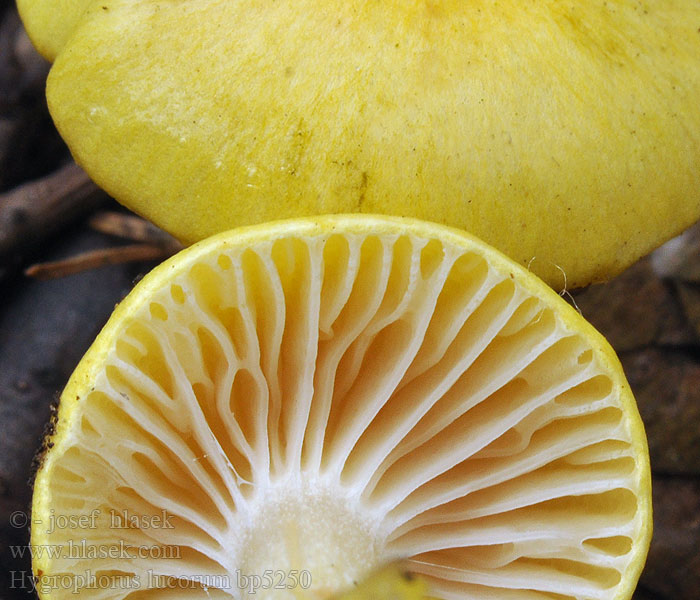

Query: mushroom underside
left=39, top=226, right=647, bottom=599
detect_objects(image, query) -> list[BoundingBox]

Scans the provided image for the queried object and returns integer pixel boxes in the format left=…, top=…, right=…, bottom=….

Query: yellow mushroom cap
left=18, top=0, right=700, bottom=287
left=16, top=0, right=92, bottom=62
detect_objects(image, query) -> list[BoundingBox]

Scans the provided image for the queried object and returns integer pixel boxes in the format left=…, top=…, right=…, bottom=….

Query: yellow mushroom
left=17, top=0, right=700, bottom=287
left=31, top=215, right=651, bottom=600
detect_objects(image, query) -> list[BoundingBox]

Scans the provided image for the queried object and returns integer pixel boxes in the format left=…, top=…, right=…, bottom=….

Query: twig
left=88, top=211, right=180, bottom=248
left=24, top=244, right=175, bottom=280
left=0, top=162, right=107, bottom=259
left=24, top=211, right=183, bottom=279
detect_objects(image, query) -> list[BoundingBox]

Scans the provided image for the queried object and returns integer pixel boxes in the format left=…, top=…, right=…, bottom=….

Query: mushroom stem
left=236, top=483, right=383, bottom=597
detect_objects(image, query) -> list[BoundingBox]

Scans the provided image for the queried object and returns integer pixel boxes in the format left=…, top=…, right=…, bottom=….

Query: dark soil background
left=1, top=4, right=699, bottom=599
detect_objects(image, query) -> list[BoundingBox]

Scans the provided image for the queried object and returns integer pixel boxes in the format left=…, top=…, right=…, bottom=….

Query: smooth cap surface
left=20, top=0, right=700, bottom=287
